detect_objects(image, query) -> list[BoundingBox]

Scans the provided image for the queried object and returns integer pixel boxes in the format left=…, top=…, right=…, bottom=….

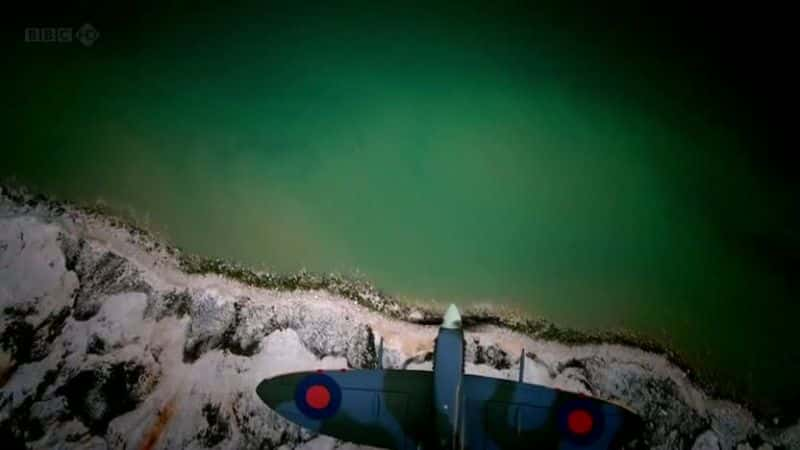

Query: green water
left=6, top=3, right=798, bottom=414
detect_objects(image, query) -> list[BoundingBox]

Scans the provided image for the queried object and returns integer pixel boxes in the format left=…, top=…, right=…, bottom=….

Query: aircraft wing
left=256, top=369, right=433, bottom=450
left=459, top=375, right=641, bottom=449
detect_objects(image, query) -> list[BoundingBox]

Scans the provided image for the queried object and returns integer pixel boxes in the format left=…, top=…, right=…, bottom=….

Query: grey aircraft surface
left=257, top=305, right=642, bottom=449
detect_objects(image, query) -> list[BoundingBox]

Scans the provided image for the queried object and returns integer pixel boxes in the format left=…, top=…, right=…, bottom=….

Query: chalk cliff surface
left=0, top=186, right=797, bottom=450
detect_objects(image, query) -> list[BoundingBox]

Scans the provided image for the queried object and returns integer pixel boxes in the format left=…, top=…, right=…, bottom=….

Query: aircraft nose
left=442, top=304, right=462, bottom=329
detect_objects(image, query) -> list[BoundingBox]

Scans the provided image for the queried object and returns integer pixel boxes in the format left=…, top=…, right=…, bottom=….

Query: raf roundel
left=295, top=373, right=342, bottom=420
left=567, top=409, right=594, bottom=435
left=305, top=385, right=331, bottom=409
left=557, top=398, right=605, bottom=445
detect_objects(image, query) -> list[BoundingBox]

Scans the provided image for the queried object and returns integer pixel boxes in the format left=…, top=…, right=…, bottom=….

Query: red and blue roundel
left=557, top=398, right=605, bottom=445
left=294, top=373, right=342, bottom=420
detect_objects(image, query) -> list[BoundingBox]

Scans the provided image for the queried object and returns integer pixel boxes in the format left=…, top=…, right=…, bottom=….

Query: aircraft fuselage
left=433, top=325, right=464, bottom=449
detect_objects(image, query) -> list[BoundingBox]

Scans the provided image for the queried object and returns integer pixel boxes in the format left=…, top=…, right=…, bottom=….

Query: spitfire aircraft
left=257, top=305, right=641, bottom=449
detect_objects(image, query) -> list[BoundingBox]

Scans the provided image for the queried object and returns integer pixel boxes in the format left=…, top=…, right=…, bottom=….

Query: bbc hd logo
left=24, top=23, right=100, bottom=47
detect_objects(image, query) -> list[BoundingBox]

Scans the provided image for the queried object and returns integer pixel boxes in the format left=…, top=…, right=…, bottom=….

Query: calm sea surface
left=6, top=4, right=798, bottom=414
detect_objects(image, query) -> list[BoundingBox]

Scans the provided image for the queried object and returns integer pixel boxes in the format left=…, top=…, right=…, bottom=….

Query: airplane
left=256, top=304, right=642, bottom=449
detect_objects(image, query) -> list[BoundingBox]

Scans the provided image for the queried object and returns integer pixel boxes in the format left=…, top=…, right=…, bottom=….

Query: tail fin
left=518, top=348, right=525, bottom=382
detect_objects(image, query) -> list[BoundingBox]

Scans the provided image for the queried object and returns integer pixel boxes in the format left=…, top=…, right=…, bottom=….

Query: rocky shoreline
left=1, top=185, right=798, bottom=449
